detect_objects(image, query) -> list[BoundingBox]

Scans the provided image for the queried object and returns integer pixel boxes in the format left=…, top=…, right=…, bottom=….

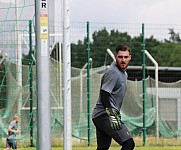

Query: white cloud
left=70, top=0, right=181, bottom=24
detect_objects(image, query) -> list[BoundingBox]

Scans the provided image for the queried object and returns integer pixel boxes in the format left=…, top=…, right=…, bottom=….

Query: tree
left=71, top=40, right=87, bottom=68
left=71, top=28, right=160, bottom=68
left=91, top=28, right=112, bottom=67
left=152, top=43, right=181, bottom=66
left=129, top=35, right=160, bottom=66
left=165, top=28, right=181, bottom=43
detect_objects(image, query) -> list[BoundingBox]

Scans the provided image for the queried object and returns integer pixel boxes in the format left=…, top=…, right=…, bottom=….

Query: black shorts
left=92, top=113, right=132, bottom=149
left=6, top=138, right=17, bottom=149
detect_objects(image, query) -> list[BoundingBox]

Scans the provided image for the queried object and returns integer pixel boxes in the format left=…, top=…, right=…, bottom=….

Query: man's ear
left=129, top=55, right=132, bottom=60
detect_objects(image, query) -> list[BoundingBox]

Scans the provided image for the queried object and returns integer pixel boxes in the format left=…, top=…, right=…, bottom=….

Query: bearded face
left=115, top=51, right=131, bottom=70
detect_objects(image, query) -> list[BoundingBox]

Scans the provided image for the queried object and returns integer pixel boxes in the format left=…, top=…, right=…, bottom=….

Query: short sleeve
left=9, top=121, right=15, bottom=129
left=101, top=70, right=118, bottom=93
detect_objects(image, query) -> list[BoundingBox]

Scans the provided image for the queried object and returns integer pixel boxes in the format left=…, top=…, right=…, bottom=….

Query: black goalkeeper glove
left=106, top=108, right=122, bottom=130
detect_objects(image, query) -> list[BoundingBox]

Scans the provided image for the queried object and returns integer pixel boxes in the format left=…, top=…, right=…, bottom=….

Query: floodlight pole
left=15, top=0, right=22, bottom=134
left=35, top=0, right=51, bottom=150
left=63, top=0, right=72, bottom=149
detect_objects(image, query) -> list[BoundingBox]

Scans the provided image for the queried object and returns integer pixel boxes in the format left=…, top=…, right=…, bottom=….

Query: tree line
left=71, top=28, right=181, bottom=68
left=22, top=28, right=181, bottom=68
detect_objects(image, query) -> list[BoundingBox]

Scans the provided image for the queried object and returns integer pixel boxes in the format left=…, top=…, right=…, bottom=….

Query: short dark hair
left=116, top=44, right=131, bottom=54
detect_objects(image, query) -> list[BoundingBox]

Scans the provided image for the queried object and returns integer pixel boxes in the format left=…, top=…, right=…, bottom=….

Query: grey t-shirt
left=92, top=63, right=128, bottom=119
left=7, top=121, right=17, bottom=140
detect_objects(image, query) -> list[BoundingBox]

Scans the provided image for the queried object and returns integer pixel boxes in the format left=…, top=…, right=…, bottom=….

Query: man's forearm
left=8, top=128, right=18, bottom=133
left=101, top=90, right=112, bottom=108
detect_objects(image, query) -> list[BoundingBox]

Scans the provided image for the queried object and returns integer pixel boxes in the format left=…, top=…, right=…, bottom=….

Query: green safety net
left=1, top=58, right=181, bottom=145
left=1, top=1, right=181, bottom=147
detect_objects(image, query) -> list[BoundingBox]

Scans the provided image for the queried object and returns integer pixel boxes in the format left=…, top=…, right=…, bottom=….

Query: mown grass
left=16, top=146, right=181, bottom=150
left=1, top=136, right=181, bottom=150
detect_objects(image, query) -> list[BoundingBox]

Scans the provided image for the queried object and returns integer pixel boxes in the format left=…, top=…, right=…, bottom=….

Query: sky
left=0, top=0, right=181, bottom=25
left=70, top=0, right=181, bottom=24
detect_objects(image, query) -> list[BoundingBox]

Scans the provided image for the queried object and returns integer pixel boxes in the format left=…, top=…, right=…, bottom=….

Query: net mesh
left=1, top=59, right=181, bottom=145
left=1, top=0, right=181, bottom=148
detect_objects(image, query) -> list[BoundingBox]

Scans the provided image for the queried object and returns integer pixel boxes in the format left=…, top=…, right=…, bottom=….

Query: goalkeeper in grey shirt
left=92, top=44, right=135, bottom=150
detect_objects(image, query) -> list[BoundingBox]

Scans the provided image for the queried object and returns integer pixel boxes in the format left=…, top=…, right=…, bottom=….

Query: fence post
left=87, top=21, right=91, bottom=146
left=142, top=23, right=146, bottom=146
left=29, top=20, right=34, bottom=147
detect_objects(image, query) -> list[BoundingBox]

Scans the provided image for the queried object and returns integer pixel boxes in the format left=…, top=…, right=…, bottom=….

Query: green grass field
left=16, top=146, right=181, bottom=150
left=2, top=136, right=181, bottom=150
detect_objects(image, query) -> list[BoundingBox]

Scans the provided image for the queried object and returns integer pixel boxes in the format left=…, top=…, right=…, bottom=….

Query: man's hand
left=106, top=108, right=122, bottom=130
left=16, top=129, right=20, bottom=134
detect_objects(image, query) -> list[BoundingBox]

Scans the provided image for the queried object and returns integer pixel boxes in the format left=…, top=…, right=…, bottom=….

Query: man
left=5, top=115, right=20, bottom=150
left=92, top=44, right=135, bottom=150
